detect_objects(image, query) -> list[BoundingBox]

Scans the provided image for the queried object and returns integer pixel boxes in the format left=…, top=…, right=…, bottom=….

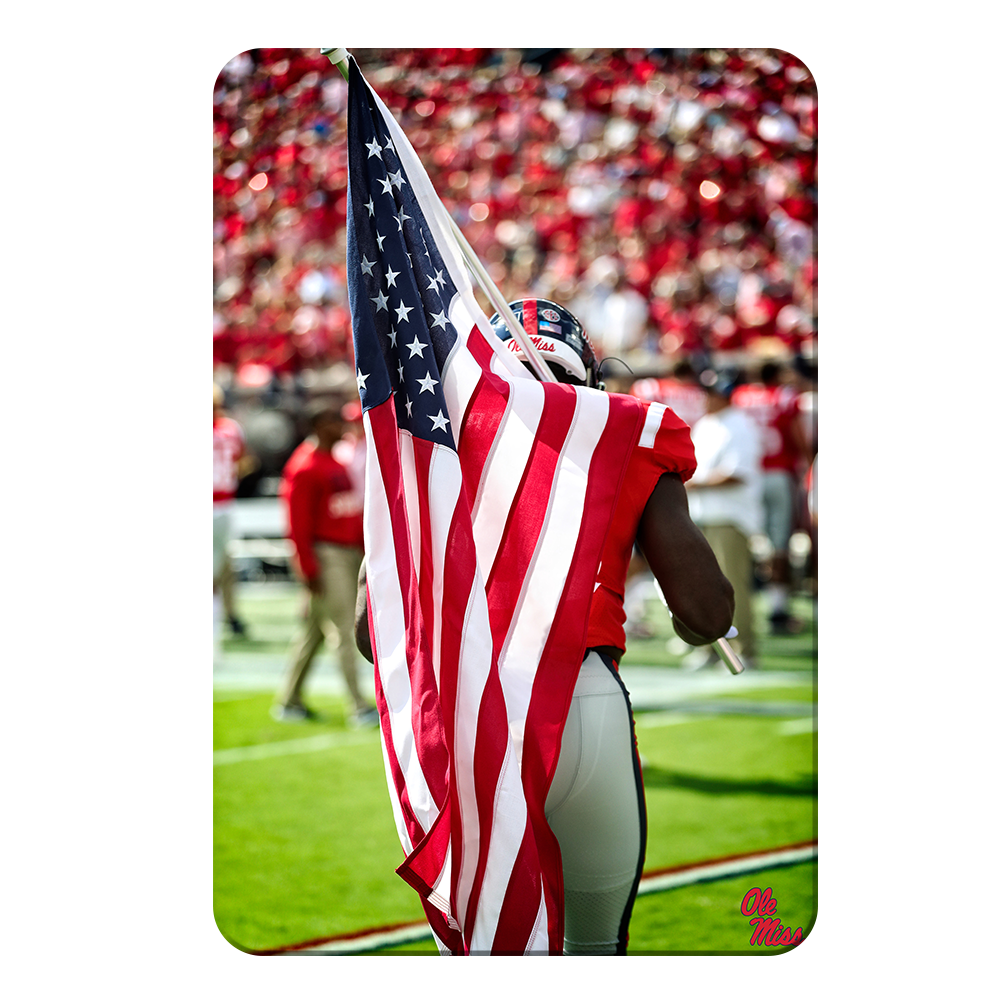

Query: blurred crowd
left=213, top=47, right=817, bottom=395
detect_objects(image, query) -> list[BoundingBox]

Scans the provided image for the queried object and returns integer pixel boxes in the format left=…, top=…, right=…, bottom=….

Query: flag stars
left=357, top=369, right=370, bottom=391
left=360, top=255, right=376, bottom=277
left=429, top=410, right=450, bottom=433
left=389, top=169, right=406, bottom=190
left=406, top=335, right=428, bottom=358
left=371, top=289, right=389, bottom=312
left=365, top=197, right=375, bottom=217
left=417, top=372, right=439, bottom=395
left=430, top=310, right=449, bottom=331
left=378, top=176, right=394, bottom=196
left=384, top=266, right=400, bottom=289
left=365, top=137, right=383, bottom=159
left=396, top=209, right=411, bottom=231
left=376, top=231, right=387, bottom=251
left=395, top=301, right=415, bottom=324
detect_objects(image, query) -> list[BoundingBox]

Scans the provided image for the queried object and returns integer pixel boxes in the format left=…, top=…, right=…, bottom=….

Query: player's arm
left=355, top=556, right=374, bottom=664
left=637, top=472, right=735, bottom=646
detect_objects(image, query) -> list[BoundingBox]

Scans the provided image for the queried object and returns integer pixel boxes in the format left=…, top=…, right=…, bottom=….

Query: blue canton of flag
left=346, top=69, right=460, bottom=450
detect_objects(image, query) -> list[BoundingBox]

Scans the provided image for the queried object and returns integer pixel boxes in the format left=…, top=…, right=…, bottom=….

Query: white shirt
left=686, top=406, right=764, bottom=537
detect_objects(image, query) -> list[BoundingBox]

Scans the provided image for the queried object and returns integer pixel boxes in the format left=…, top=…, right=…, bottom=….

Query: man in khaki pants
left=272, top=400, right=377, bottom=726
left=684, top=371, right=764, bottom=668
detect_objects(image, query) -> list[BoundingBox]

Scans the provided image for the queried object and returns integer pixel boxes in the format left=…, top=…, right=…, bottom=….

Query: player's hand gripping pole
left=653, top=580, right=745, bottom=675
left=322, top=47, right=557, bottom=384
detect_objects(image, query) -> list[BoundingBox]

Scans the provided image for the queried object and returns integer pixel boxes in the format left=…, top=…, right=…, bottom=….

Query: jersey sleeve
left=636, top=400, right=697, bottom=482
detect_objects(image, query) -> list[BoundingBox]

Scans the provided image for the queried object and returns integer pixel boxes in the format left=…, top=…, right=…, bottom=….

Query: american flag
left=345, top=59, right=647, bottom=955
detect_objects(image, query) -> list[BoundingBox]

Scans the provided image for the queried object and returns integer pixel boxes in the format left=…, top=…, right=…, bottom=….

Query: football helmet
left=489, top=298, right=603, bottom=389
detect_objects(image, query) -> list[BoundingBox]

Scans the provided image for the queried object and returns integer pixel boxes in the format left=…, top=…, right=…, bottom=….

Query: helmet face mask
left=489, top=298, right=604, bottom=390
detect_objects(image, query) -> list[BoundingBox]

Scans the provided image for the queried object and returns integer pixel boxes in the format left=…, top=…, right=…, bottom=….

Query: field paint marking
left=637, top=841, right=817, bottom=896
left=259, top=922, right=437, bottom=955
left=777, top=717, right=816, bottom=735
left=634, top=712, right=697, bottom=728
left=636, top=707, right=814, bottom=728
left=214, top=731, right=376, bottom=766
left=213, top=711, right=814, bottom=765
left=270, top=841, right=817, bottom=954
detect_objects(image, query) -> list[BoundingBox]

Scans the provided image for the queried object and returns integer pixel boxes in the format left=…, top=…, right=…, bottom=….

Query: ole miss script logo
left=741, top=886, right=805, bottom=948
left=506, top=335, right=557, bottom=354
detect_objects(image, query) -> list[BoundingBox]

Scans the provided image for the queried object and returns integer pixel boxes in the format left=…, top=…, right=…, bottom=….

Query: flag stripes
left=347, top=57, right=647, bottom=953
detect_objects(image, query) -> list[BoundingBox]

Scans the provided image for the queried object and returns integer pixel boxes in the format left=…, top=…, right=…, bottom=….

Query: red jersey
left=280, top=439, right=365, bottom=581
left=213, top=416, right=245, bottom=503
left=731, top=383, right=802, bottom=472
left=587, top=400, right=697, bottom=653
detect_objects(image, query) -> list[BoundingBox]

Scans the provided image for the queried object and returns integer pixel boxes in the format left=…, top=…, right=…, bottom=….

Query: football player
left=356, top=299, right=734, bottom=954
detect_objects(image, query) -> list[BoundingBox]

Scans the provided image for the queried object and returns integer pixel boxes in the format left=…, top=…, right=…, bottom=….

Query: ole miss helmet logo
left=506, top=335, right=557, bottom=354
left=488, top=297, right=600, bottom=388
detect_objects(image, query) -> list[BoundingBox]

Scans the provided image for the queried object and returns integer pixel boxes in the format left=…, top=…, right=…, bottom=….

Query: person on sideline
left=273, top=400, right=377, bottom=727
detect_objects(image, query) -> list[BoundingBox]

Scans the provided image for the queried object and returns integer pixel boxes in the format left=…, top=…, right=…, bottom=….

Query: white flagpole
left=715, top=635, right=746, bottom=675
left=323, top=47, right=558, bottom=384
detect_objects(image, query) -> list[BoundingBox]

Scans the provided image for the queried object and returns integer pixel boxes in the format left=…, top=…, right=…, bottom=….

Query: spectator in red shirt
left=272, top=400, right=377, bottom=726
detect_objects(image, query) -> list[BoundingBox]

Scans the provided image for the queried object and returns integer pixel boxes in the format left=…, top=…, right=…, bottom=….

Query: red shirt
left=731, top=383, right=802, bottom=472
left=280, top=440, right=365, bottom=580
left=587, top=400, right=697, bottom=653
left=213, top=416, right=245, bottom=503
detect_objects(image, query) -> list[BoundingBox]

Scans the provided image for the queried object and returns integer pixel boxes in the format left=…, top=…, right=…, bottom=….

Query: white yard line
left=634, top=712, right=698, bottom=728
left=214, top=703, right=814, bottom=766
left=214, top=731, right=377, bottom=766
left=777, top=717, right=817, bottom=735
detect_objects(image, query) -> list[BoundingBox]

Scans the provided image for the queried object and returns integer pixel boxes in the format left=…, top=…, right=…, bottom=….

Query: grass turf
left=215, top=582, right=816, bottom=954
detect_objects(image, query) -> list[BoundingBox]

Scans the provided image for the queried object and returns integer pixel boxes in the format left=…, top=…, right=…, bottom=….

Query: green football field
left=214, top=581, right=817, bottom=955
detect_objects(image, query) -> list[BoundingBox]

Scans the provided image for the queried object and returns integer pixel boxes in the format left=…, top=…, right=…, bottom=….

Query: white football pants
left=545, top=650, right=646, bottom=955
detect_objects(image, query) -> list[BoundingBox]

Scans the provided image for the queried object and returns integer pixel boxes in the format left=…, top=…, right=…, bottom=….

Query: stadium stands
left=213, top=47, right=816, bottom=397
left=214, top=44, right=817, bottom=615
